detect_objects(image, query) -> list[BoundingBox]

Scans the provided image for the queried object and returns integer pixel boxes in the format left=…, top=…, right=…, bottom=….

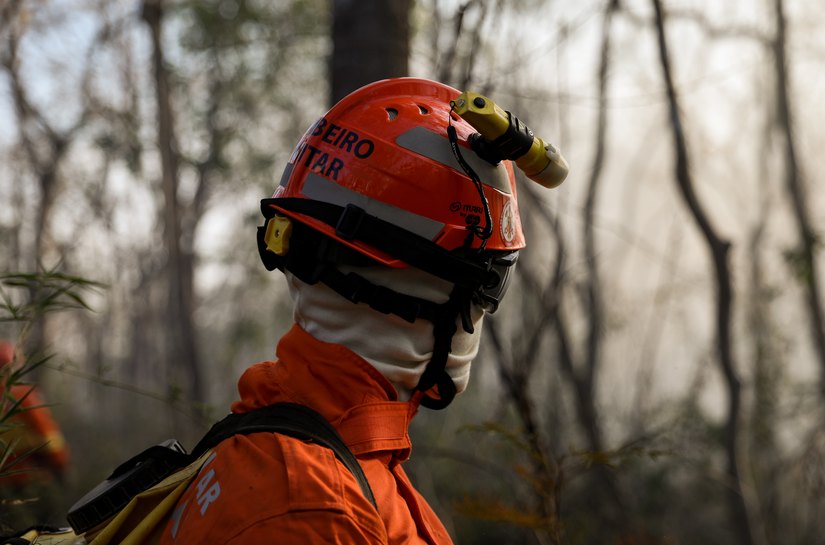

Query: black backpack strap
left=67, top=403, right=378, bottom=535
left=191, top=402, right=377, bottom=510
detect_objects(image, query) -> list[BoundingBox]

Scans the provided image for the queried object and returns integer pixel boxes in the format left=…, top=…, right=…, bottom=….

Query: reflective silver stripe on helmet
left=278, top=163, right=294, bottom=187
left=301, top=173, right=445, bottom=240
left=395, top=126, right=512, bottom=194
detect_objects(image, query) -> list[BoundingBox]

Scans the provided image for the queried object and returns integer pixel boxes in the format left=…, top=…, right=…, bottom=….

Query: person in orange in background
left=0, top=340, right=70, bottom=486
left=159, top=78, right=567, bottom=544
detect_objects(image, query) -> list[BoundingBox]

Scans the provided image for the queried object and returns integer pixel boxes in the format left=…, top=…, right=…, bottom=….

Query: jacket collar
left=231, top=324, right=421, bottom=461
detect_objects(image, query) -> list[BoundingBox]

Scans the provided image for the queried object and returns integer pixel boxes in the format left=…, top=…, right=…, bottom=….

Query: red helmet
left=267, top=78, right=523, bottom=252
left=257, top=78, right=528, bottom=408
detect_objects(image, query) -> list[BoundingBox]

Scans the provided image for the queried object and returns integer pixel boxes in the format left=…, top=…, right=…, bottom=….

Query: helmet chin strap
left=411, top=116, right=497, bottom=409
left=415, top=285, right=473, bottom=410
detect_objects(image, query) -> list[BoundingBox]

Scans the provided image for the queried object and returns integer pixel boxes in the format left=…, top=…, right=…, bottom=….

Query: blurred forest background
left=1, top=0, right=824, bottom=543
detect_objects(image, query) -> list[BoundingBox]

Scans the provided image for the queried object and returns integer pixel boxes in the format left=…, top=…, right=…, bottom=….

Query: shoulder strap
left=67, top=403, right=378, bottom=535
left=191, top=402, right=377, bottom=509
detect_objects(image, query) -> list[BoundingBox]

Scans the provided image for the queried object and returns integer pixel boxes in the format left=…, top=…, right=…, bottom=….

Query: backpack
left=1, top=403, right=376, bottom=545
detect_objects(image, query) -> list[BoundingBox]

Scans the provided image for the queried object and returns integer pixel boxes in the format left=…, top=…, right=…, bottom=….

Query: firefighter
left=0, top=341, right=70, bottom=529
left=160, top=77, right=565, bottom=544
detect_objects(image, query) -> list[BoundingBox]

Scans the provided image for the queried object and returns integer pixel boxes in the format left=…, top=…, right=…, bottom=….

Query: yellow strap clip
left=263, top=215, right=293, bottom=256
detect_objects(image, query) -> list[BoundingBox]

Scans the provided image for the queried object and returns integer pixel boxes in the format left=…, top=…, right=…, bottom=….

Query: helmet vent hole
left=385, top=107, right=398, bottom=120
left=417, top=105, right=429, bottom=115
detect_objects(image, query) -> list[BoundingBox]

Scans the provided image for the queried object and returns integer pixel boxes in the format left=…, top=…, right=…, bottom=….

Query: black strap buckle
left=335, top=204, right=366, bottom=240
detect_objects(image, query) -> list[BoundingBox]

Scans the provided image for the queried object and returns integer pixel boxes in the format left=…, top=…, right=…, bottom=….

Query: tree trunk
left=142, top=0, right=203, bottom=409
left=745, top=63, right=780, bottom=544
left=3, top=13, right=72, bottom=370
left=771, top=0, right=825, bottom=403
left=650, top=2, right=756, bottom=545
left=330, top=0, right=412, bottom=104
left=580, top=0, right=627, bottom=526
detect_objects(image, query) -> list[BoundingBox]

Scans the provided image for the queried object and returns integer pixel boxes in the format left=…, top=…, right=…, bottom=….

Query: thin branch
left=486, top=318, right=563, bottom=544
left=437, top=0, right=481, bottom=84
left=622, top=7, right=769, bottom=44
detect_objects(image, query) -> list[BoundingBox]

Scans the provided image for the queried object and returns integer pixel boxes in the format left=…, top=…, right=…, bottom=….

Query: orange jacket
left=1, top=384, right=70, bottom=484
left=159, top=324, right=453, bottom=545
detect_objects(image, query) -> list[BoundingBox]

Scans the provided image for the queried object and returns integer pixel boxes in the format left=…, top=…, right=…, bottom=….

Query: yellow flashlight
left=451, top=91, right=569, bottom=189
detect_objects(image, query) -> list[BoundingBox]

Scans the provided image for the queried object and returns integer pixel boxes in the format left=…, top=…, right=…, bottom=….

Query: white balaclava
left=287, top=265, right=484, bottom=401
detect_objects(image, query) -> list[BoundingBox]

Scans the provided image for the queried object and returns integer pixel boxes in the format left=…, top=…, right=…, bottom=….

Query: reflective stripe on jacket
left=159, top=324, right=453, bottom=545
